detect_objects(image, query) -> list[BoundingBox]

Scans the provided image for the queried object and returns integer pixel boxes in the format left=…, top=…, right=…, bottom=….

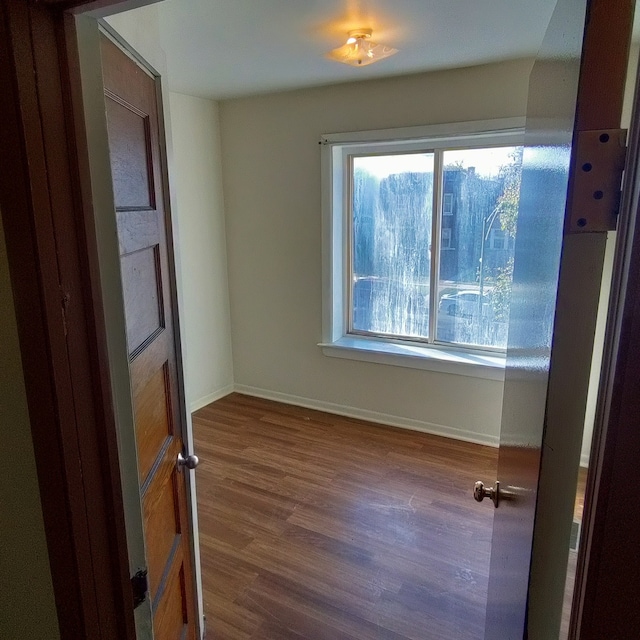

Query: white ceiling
left=151, top=0, right=559, bottom=100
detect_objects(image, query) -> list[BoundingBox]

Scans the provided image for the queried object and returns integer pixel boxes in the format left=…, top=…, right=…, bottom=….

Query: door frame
left=0, top=0, right=638, bottom=639
left=0, top=1, right=137, bottom=638
left=518, top=0, right=633, bottom=636
left=570, top=47, right=640, bottom=637
left=0, top=0, right=201, bottom=638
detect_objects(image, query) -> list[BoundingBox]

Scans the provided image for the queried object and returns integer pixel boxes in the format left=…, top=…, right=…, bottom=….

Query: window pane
left=437, top=146, right=522, bottom=349
left=351, top=153, right=434, bottom=339
left=443, top=193, right=454, bottom=215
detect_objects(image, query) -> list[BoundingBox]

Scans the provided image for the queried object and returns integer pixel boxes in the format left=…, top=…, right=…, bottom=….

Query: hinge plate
left=131, top=569, right=148, bottom=609
left=568, top=128, right=627, bottom=233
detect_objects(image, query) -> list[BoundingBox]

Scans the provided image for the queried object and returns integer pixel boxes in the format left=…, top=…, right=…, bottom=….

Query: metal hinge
left=568, top=128, right=627, bottom=233
left=131, top=569, right=148, bottom=609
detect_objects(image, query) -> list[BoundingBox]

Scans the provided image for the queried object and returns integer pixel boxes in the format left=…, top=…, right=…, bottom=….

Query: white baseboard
left=190, top=384, right=592, bottom=458
left=233, top=384, right=499, bottom=448
left=190, top=384, right=235, bottom=413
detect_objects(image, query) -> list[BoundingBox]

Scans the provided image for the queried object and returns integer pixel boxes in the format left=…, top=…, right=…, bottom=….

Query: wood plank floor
left=193, top=394, right=498, bottom=640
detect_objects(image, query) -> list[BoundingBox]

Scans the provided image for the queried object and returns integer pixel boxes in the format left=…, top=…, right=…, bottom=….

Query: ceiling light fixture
left=326, top=29, right=398, bottom=67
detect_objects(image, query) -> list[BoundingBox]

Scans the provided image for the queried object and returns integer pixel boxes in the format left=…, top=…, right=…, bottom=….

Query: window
left=441, top=227, right=453, bottom=249
left=321, top=120, right=524, bottom=373
left=443, top=193, right=454, bottom=215
left=490, top=228, right=507, bottom=250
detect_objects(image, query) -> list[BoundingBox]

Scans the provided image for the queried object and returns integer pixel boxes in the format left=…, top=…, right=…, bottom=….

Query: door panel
left=133, top=364, right=173, bottom=483
left=155, top=551, right=190, bottom=639
left=121, top=247, right=164, bottom=356
left=143, top=449, right=182, bottom=599
left=101, top=33, right=197, bottom=640
left=106, top=98, right=155, bottom=209
left=484, top=0, right=632, bottom=637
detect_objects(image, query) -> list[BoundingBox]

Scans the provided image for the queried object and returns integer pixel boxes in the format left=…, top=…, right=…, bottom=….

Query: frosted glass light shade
left=327, top=34, right=398, bottom=67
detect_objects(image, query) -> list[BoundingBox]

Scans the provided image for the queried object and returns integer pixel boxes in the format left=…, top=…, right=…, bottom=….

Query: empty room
left=3, top=0, right=638, bottom=639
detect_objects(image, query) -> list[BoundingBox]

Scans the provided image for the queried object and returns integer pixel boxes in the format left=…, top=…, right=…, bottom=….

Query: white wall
left=0, top=215, right=60, bottom=640
left=168, top=92, right=234, bottom=411
left=220, top=59, right=534, bottom=444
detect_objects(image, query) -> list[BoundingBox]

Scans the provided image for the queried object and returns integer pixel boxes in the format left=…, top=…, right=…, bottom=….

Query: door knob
left=177, top=452, right=199, bottom=470
left=474, top=480, right=500, bottom=508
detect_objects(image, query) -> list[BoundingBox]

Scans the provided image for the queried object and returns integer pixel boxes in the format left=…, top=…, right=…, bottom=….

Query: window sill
left=319, top=336, right=506, bottom=381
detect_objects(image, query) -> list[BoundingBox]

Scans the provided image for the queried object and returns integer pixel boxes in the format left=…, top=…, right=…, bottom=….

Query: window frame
left=320, top=118, right=525, bottom=378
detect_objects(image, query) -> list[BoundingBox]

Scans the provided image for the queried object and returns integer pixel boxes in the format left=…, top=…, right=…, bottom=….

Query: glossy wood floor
left=193, top=393, right=497, bottom=640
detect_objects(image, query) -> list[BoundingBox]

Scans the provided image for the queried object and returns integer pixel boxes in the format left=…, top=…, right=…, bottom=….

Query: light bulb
left=326, top=30, right=398, bottom=68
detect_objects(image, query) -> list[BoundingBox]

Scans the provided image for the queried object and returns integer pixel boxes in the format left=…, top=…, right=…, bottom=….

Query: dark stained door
left=100, top=34, right=197, bottom=640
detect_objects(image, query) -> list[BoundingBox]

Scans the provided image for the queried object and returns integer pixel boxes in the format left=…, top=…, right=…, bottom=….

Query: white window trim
left=320, top=118, right=525, bottom=380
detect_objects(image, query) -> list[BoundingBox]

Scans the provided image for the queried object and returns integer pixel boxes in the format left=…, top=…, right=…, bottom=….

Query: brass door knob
left=474, top=480, right=499, bottom=508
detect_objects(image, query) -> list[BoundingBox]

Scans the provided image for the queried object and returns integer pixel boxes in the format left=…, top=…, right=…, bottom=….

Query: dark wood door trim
left=573, top=0, right=633, bottom=132
left=572, top=27, right=640, bottom=637
left=0, top=1, right=135, bottom=638
left=563, top=0, right=638, bottom=636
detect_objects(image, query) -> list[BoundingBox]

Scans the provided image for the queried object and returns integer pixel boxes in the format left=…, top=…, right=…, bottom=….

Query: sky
left=355, top=146, right=520, bottom=179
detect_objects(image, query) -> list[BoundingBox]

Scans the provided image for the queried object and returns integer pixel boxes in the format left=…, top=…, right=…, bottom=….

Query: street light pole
left=479, top=205, right=499, bottom=319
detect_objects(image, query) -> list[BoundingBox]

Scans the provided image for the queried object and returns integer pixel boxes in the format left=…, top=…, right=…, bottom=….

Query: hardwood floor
left=193, top=393, right=497, bottom=640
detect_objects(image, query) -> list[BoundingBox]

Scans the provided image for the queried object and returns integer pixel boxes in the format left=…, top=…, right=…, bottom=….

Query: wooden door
left=100, top=34, right=198, bottom=640
left=483, top=0, right=632, bottom=638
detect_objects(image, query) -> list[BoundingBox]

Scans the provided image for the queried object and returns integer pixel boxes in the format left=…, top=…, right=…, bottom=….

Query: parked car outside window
left=439, top=290, right=492, bottom=318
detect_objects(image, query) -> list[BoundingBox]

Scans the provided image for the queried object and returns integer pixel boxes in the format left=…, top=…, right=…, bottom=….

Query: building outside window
left=322, top=121, right=524, bottom=362
left=443, top=192, right=454, bottom=215
left=489, top=228, right=508, bottom=250
left=441, top=227, right=453, bottom=250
